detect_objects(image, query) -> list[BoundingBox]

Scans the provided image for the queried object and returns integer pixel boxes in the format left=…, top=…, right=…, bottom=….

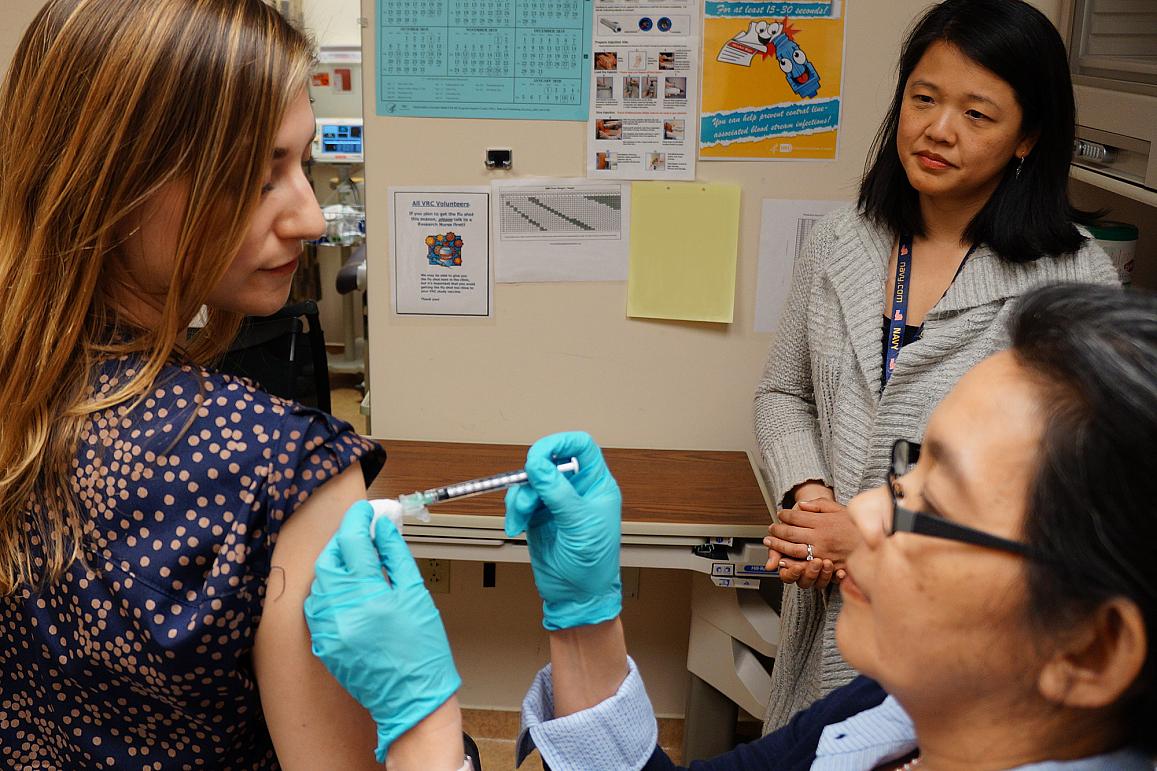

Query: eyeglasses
left=887, top=439, right=1043, bottom=560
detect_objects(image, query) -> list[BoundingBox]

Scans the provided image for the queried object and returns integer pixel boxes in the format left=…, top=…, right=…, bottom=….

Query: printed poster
left=587, top=0, right=700, bottom=179
left=390, top=188, right=491, bottom=316
left=755, top=198, right=845, bottom=332
left=375, top=0, right=593, bottom=120
left=700, top=1, right=846, bottom=160
left=493, top=178, right=631, bottom=282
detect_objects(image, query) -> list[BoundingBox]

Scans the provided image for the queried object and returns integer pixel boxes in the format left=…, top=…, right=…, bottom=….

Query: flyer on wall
left=389, top=188, right=491, bottom=317
left=700, top=1, right=846, bottom=161
left=375, top=0, right=593, bottom=120
left=492, top=178, right=631, bottom=283
left=586, top=0, right=700, bottom=180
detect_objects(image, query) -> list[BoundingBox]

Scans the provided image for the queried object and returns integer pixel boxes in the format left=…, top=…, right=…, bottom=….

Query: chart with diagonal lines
left=499, top=187, right=623, bottom=239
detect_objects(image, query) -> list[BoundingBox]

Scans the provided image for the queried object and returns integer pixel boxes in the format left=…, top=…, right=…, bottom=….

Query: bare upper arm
left=253, top=464, right=383, bottom=769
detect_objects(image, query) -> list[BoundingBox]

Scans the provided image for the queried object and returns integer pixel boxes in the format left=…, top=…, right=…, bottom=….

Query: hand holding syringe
left=369, top=457, right=581, bottom=536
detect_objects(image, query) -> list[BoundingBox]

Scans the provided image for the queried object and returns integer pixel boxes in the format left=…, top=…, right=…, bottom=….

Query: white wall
left=1, top=0, right=42, bottom=80
left=0, top=0, right=362, bottom=84
left=302, top=0, right=362, bottom=48
left=360, top=2, right=928, bottom=450
left=355, top=0, right=1156, bottom=451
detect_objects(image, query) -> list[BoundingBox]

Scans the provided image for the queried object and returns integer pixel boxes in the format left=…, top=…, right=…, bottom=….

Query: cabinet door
left=1070, top=0, right=1157, bottom=86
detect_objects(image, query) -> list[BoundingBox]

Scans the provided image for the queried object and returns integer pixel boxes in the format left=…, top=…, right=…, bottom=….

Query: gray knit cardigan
left=754, top=206, right=1117, bottom=732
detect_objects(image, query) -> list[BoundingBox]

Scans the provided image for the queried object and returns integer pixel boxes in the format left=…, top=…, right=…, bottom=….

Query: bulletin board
left=359, top=0, right=937, bottom=459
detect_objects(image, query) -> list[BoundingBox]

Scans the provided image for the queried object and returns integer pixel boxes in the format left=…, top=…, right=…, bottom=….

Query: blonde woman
left=0, top=0, right=461, bottom=767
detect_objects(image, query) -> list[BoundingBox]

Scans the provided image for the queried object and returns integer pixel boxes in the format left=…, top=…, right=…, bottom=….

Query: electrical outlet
left=419, top=559, right=450, bottom=594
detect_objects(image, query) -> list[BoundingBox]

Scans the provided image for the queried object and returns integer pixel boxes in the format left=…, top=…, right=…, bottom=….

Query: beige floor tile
left=656, top=717, right=684, bottom=754
left=475, top=737, right=543, bottom=771
left=330, top=386, right=366, bottom=434
left=465, top=714, right=682, bottom=768
left=462, top=708, right=522, bottom=741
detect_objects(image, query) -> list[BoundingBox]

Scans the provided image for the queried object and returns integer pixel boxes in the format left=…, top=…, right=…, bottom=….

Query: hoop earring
left=1015, top=155, right=1025, bottom=179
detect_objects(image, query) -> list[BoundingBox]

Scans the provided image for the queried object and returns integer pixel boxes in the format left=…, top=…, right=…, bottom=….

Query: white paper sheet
left=492, top=178, right=631, bottom=283
left=587, top=0, right=699, bottom=180
left=389, top=188, right=491, bottom=316
left=755, top=199, right=846, bottom=332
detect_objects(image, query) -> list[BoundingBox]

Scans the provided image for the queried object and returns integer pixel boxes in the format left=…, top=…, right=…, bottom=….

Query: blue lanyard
left=883, top=235, right=913, bottom=385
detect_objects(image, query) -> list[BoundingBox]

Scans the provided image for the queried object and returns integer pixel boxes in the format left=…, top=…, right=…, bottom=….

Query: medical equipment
left=369, top=458, right=580, bottom=536
left=321, top=203, right=365, bottom=246
left=313, top=117, right=364, bottom=163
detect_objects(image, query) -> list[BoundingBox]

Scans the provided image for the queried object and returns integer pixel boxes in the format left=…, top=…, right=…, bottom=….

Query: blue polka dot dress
left=0, top=359, right=385, bottom=769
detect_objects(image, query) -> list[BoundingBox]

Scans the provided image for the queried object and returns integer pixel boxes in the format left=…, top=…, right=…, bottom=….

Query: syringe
left=370, top=457, right=580, bottom=536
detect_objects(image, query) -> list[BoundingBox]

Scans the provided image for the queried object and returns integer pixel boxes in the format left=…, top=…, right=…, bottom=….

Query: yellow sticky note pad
left=627, top=182, right=741, bottom=323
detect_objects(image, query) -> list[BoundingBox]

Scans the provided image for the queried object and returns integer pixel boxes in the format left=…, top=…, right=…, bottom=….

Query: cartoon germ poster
left=700, top=1, right=846, bottom=161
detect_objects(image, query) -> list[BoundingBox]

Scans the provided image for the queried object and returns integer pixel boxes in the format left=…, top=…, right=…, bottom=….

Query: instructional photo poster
left=700, top=1, right=845, bottom=160
left=390, top=188, right=491, bottom=316
left=586, top=0, right=700, bottom=179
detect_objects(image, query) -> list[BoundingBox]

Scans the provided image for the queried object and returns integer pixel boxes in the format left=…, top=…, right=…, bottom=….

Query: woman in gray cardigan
left=754, top=0, right=1118, bottom=731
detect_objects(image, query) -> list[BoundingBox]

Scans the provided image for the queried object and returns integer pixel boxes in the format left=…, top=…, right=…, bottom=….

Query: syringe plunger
left=434, top=458, right=579, bottom=502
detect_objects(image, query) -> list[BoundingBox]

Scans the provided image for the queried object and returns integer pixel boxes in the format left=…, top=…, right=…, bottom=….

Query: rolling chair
left=463, top=731, right=482, bottom=770
left=330, top=242, right=367, bottom=381
left=216, top=300, right=332, bottom=413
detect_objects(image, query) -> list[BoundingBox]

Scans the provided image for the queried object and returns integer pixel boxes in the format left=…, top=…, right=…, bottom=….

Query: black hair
left=858, top=0, right=1093, bottom=261
left=1009, top=283, right=1157, bottom=753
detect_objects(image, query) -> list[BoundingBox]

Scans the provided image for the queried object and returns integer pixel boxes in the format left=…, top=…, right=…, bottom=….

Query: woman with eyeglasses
left=305, top=283, right=1156, bottom=770
left=752, top=0, right=1121, bottom=729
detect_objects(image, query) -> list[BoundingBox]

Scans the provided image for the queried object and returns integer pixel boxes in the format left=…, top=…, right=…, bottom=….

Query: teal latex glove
left=504, top=431, right=623, bottom=631
left=305, top=501, right=461, bottom=763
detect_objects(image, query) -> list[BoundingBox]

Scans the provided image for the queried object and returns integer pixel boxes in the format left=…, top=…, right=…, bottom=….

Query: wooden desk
left=367, top=440, right=772, bottom=539
left=367, top=440, right=779, bottom=761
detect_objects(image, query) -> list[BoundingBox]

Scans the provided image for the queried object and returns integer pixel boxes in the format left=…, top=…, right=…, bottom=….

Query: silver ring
left=806, top=543, right=815, bottom=561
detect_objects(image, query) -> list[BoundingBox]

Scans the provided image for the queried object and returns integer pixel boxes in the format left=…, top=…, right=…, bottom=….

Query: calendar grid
left=378, top=0, right=590, bottom=112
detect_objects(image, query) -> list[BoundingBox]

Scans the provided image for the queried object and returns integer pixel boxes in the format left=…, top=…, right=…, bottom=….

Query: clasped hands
left=765, top=491, right=861, bottom=591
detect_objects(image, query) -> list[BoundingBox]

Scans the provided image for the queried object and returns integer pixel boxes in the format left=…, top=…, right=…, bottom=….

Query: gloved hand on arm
left=504, top=431, right=623, bottom=631
left=304, top=501, right=462, bottom=764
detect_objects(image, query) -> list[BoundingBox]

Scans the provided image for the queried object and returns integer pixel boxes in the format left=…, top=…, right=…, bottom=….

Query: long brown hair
left=0, top=0, right=314, bottom=593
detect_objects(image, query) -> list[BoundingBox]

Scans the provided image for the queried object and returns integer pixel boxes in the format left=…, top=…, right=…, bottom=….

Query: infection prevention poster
left=700, top=1, right=846, bottom=161
left=390, top=188, right=491, bottom=316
